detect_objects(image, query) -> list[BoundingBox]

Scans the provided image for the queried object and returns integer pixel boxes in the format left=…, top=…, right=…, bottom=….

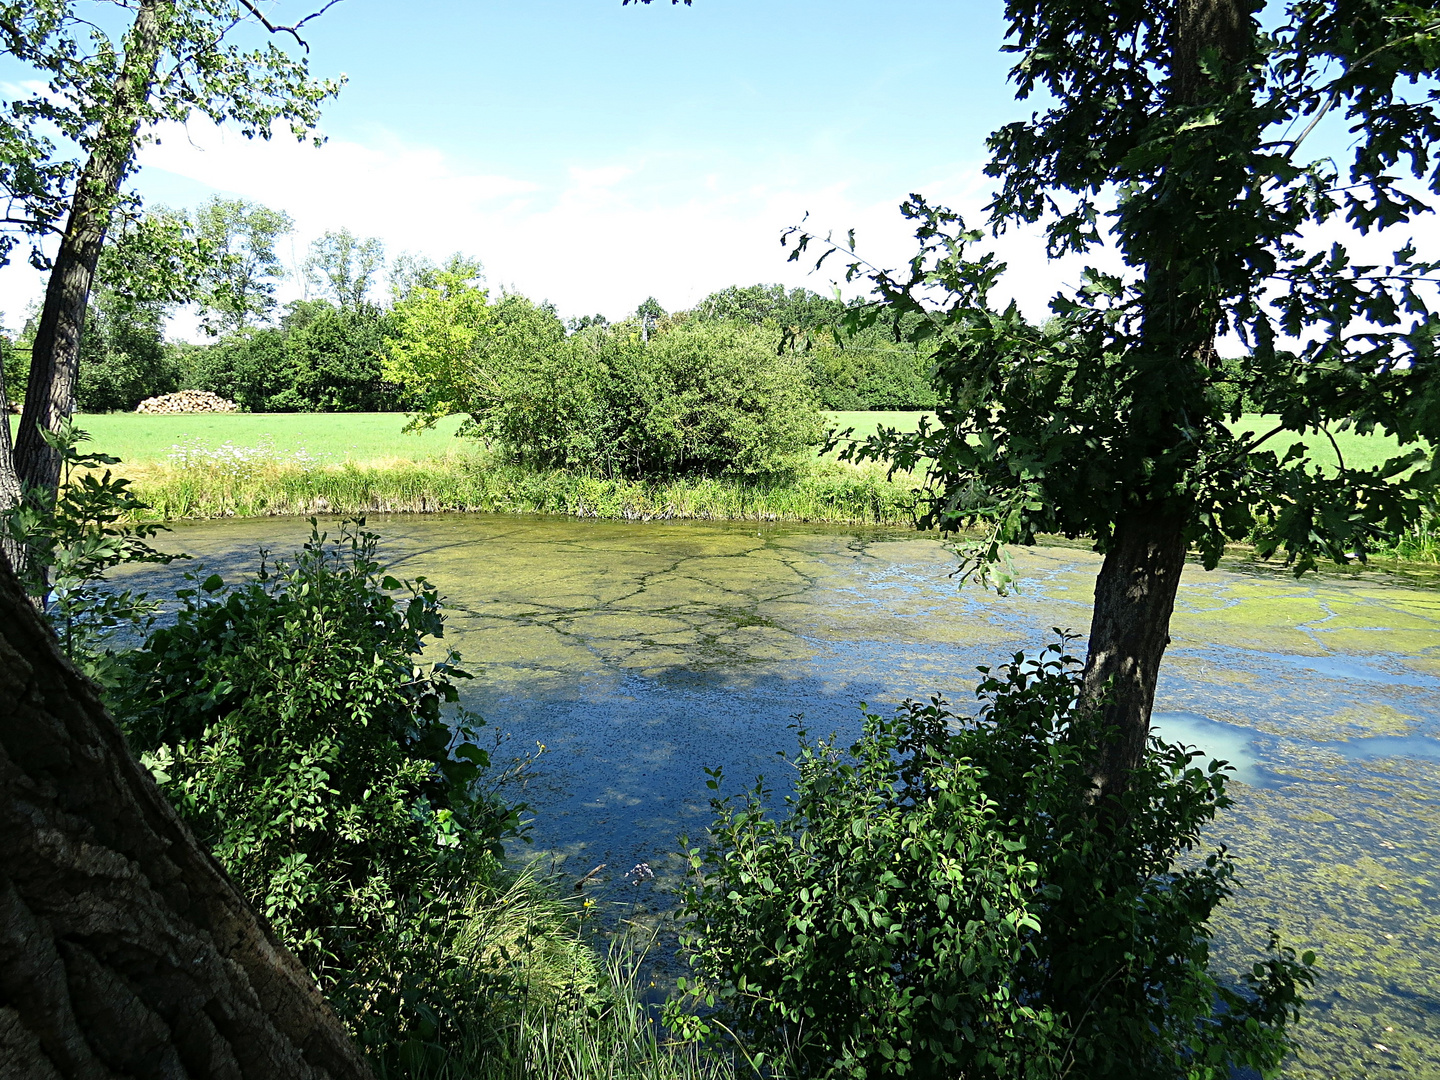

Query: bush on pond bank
left=112, top=523, right=525, bottom=1059
left=386, top=281, right=824, bottom=480
left=468, top=317, right=823, bottom=479
left=675, top=643, right=1316, bottom=1079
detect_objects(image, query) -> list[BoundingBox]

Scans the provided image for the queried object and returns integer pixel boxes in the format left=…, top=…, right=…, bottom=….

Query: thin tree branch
left=1283, top=89, right=1338, bottom=162
left=1322, top=424, right=1347, bottom=472
left=1237, top=423, right=1286, bottom=454
left=235, top=0, right=345, bottom=51
left=1282, top=23, right=1440, bottom=160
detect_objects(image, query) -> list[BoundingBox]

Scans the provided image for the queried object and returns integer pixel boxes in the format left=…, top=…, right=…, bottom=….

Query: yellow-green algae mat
left=154, top=514, right=1440, bottom=1079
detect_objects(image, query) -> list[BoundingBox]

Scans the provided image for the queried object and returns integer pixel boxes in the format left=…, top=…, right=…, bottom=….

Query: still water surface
left=143, top=513, right=1440, bottom=1079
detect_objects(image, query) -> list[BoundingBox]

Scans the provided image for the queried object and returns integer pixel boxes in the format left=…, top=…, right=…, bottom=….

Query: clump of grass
left=121, top=451, right=920, bottom=527
left=1371, top=508, right=1440, bottom=563
left=403, top=948, right=733, bottom=1080
left=368, top=860, right=732, bottom=1080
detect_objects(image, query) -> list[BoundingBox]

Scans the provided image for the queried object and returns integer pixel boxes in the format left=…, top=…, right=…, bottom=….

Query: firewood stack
left=136, top=390, right=239, bottom=414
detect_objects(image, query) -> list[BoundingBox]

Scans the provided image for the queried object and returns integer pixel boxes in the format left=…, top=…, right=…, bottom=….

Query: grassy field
left=7, top=410, right=1431, bottom=554
left=822, top=411, right=1427, bottom=472
left=12, top=409, right=1425, bottom=473
left=9, top=411, right=472, bottom=465
left=12, top=411, right=899, bottom=467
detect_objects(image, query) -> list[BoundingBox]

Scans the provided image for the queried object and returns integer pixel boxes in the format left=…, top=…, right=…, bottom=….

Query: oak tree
left=792, top=0, right=1440, bottom=803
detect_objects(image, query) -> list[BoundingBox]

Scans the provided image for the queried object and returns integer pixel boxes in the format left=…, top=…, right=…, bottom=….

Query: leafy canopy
left=0, top=0, right=341, bottom=271
left=793, top=0, right=1439, bottom=582
left=305, top=227, right=386, bottom=310
left=192, top=194, right=295, bottom=333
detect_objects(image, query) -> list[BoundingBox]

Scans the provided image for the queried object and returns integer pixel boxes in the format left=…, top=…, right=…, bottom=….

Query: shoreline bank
left=119, top=456, right=924, bottom=526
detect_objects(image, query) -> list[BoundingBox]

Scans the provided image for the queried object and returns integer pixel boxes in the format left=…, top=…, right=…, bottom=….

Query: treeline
left=3, top=197, right=940, bottom=417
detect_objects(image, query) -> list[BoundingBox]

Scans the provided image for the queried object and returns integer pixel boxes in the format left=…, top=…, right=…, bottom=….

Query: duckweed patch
left=1323, top=705, right=1425, bottom=739
left=1208, top=775, right=1440, bottom=1079
left=130, top=515, right=1440, bottom=1079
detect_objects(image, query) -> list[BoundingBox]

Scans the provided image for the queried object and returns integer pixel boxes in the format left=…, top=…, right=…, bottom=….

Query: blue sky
left=6, top=0, right=1059, bottom=330
left=0, top=0, right=1420, bottom=335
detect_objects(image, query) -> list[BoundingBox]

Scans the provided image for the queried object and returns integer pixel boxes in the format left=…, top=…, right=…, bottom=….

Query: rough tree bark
left=11, top=0, right=169, bottom=509
left=0, top=544, right=373, bottom=1079
left=1080, top=506, right=1191, bottom=801
left=1079, top=0, right=1252, bottom=804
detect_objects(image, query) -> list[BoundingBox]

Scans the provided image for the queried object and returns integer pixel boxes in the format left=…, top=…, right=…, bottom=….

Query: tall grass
left=115, top=441, right=1440, bottom=564
left=398, top=948, right=732, bottom=1080
left=123, top=444, right=920, bottom=526
left=1371, top=508, right=1440, bottom=563
left=368, top=860, right=733, bottom=1080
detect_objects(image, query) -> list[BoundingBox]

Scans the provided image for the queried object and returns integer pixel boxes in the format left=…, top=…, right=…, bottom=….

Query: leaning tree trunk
left=0, top=546, right=373, bottom=1078
left=12, top=0, right=169, bottom=509
left=1077, top=0, right=1253, bottom=805
left=1079, top=505, right=1190, bottom=804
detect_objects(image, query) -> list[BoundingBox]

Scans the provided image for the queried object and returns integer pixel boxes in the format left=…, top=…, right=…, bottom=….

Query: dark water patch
left=1328, top=734, right=1440, bottom=761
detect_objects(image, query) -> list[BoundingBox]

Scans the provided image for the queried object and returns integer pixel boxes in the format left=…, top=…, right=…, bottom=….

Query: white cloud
left=129, top=117, right=1091, bottom=329
left=0, top=117, right=1269, bottom=342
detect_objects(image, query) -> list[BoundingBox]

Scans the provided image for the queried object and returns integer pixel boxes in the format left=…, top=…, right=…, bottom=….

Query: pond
left=138, top=513, right=1440, bottom=1080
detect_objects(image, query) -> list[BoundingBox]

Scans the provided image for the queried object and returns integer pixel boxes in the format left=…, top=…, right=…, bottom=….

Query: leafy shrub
left=112, top=522, right=520, bottom=1040
left=472, top=319, right=822, bottom=478
left=807, top=339, right=938, bottom=411
left=673, top=643, right=1314, bottom=1079
left=182, top=327, right=292, bottom=410
left=692, top=284, right=938, bottom=411
left=281, top=304, right=402, bottom=412
left=383, top=276, right=822, bottom=478
left=383, top=269, right=518, bottom=420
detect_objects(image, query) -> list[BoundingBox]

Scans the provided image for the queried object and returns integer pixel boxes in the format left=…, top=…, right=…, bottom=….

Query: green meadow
left=8, top=411, right=1431, bottom=558
left=18, top=409, right=1424, bottom=472
left=15, top=411, right=472, bottom=465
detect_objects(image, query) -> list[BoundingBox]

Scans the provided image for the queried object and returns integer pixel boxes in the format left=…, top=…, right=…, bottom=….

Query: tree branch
left=235, top=0, right=345, bottom=51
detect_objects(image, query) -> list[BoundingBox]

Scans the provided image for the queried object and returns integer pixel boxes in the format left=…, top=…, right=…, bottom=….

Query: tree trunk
left=12, top=0, right=169, bottom=506
left=0, top=545, right=374, bottom=1079
left=1077, top=0, right=1251, bottom=801
left=1080, top=506, right=1189, bottom=804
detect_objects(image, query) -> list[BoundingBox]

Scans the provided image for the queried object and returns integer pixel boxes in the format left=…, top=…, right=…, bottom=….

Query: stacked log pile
left=136, top=390, right=239, bottom=414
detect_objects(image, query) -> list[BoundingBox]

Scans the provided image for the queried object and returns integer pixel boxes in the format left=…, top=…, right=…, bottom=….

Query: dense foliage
left=675, top=644, right=1314, bottom=1079
left=691, top=283, right=938, bottom=411
left=75, top=299, right=177, bottom=411
left=181, top=300, right=404, bottom=412
left=387, top=278, right=824, bottom=478
left=476, top=318, right=822, bottom=478
left=112, top=523, right=519, bottom=1052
